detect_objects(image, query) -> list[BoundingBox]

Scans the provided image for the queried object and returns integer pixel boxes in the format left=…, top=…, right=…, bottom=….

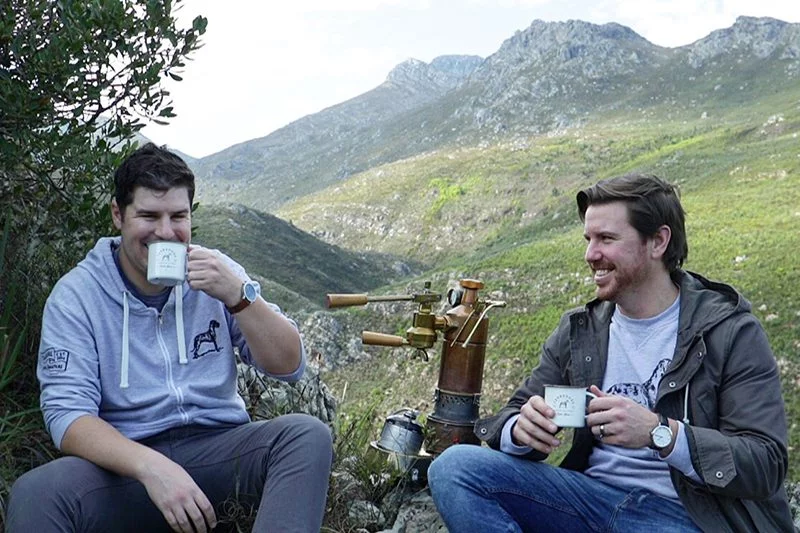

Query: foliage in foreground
left=1, top=0, right=207, bottom=318
left=0, top=0, right=206, bottom=527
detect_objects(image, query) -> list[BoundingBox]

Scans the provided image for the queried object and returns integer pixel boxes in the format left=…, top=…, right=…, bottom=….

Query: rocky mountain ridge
left=386, top=55, right=482, bottom=93
left=687, top=16, right=800, bottom=67
left=191, top=16, right=800, bottom=214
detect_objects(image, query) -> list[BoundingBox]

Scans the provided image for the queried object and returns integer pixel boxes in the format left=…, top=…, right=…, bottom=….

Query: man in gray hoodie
left=429, top=173, right=794, bottom=532
left=7, top=143, right=333, bottom=532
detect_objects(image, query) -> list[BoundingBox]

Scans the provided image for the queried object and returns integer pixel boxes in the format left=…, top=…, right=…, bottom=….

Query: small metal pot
left=376, top=408, right=424, bottom=456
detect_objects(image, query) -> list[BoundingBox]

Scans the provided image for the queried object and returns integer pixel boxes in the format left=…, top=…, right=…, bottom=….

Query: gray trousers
left=6, top=413, right=333, bottom=532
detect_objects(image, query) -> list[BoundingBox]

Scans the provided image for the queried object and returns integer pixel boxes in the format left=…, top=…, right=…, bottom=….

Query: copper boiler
left=426, top=279, right=490, bottom=453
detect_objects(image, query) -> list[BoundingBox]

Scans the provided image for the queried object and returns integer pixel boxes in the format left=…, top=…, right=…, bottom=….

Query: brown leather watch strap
left=227, top=297, right=251, bottom=315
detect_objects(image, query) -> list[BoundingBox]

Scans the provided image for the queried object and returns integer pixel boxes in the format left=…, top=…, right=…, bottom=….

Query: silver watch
left=649, top=413, right=673, bottom=450
left=227, top=280, right=258, bottom=315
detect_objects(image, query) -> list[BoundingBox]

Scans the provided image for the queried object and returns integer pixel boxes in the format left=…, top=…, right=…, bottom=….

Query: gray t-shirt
left=584, top=296, right=680, bottom=501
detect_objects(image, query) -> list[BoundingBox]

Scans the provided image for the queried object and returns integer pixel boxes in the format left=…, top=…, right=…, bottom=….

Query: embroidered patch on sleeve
left=42, top=349, right=70, bottom=375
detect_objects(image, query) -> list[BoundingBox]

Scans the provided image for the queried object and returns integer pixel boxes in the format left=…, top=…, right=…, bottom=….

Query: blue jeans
left=428, top=444, right=702, bottom=533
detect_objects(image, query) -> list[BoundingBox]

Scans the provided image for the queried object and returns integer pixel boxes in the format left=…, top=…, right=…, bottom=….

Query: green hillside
left=278, top=94, right=800, bottom=259
left=191, top=204, right=419, bottom=313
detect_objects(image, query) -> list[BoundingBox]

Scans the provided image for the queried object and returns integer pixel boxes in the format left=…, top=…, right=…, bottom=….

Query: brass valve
left=326, top=279, right=504, bottom=359
left=327, top=281, right=443, bottom=358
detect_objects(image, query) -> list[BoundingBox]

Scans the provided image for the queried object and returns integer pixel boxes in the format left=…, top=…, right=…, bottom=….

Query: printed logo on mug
left=147, top=241, right=188, bottom=286
left=544, top=385, right=597, bottom=428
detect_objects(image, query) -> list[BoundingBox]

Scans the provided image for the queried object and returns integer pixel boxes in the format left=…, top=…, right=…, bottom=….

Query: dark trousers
left=6, top=414, right=333, bottom=532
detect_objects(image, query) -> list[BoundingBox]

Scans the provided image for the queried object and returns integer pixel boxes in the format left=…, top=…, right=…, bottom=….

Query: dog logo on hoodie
left=192, top=320, right=222, bottom=359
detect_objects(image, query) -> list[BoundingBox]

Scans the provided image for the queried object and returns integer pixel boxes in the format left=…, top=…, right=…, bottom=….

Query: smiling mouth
left=593, top=268, right=613, bottom=282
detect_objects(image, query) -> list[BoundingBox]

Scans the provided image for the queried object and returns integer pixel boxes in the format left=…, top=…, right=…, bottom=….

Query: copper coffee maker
left=326, top=278, right=505, bottom=456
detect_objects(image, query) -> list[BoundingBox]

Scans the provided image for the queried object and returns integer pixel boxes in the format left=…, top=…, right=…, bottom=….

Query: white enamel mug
left=544, top=385, right=598, bottom=428
left=146, top=241, right=188, bottom=286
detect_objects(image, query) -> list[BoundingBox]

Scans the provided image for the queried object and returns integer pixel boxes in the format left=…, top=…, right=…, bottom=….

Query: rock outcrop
left=237, top=361, right=337, bottom=425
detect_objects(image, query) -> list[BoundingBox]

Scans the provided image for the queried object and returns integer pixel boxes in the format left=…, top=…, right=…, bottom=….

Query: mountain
left=442, top=16, right=798, bottom=135
left=270, top=17, right=800, bottom=265
left=191, top=54, right=482, bottom=210
left=191, top=17, right=800, bottom=214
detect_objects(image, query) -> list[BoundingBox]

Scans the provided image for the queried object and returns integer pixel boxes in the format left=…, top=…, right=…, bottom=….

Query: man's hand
left=61, top=416, right=218, bottom=533
left=511, top=395, right=562, bottom=454
left=585, top=385, right=661, bottom=449
left=187, top=246, right=242, bottom=307
left=138, top=453, right=217, bottom=533
left=186, top=246, right=303, bottom=374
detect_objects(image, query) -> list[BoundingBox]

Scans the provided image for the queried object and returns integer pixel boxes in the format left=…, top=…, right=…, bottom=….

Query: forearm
left=60, top=414, right=163, bottom=481
left=233, top=297, right=302, bottom=374
left=190, top=247, right=303, bottom=375
left=659, top=420, right=702, bottom=483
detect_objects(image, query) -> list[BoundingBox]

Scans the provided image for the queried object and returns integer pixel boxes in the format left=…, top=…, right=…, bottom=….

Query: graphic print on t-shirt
left=606, top=358, right=670, bottom=409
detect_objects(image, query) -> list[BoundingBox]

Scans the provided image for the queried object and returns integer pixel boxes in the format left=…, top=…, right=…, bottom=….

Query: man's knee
left=272, top=413, right=333, bottom=462
left=429, top=444, right=476, bottom=490
left=6, top=460, right=78, bottom=532
left=298, top=413, right=332, bottom=440
left=9, top=459, right=72, bottom=504
left=8, top=467, right=46, bottom=512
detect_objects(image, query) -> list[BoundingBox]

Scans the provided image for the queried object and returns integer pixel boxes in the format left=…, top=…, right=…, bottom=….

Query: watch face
left=243, top=281, right=258, bottom=302
left=652, top=426, right=672, bottom=448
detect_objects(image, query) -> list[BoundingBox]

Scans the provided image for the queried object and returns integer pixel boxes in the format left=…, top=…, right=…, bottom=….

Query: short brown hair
left=114, top=143, right=195, bottom=211
left=577, top=173, right=688, bottom=275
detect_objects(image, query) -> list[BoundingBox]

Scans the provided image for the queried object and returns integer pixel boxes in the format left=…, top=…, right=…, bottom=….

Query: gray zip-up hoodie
left=38, top=237, right=305, bottom=449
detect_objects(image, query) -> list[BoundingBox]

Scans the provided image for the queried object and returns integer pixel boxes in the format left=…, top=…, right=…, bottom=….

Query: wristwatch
left=649, top=413, right=674, bottom=450
left=227, top=280, right=258, bottom=314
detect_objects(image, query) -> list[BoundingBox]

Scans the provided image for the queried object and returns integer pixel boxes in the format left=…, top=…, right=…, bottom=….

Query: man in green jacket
left=429, top=173, right=794, bottom=532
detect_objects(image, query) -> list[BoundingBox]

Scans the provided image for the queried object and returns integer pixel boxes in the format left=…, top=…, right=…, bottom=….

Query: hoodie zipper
left=157, top=310, right=190, bottom=425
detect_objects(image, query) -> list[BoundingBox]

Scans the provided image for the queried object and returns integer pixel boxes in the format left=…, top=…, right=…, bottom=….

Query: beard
left=590, top=256, right=650, bottom=304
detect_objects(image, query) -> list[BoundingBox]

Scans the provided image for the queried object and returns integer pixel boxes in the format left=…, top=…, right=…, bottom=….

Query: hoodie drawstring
left=120, top=284, right=188, bottom=388
left=682, top=382, right=691, bottom=425
left=176, top=284, right=187, bottom=364
left=121, top=291, right=130, bottom=389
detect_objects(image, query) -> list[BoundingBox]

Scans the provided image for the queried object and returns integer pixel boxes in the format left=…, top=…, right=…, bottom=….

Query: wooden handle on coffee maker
left=362, top=331, right=407, bottom=347
left=326, top=293, right=416, bottom=308
left=325, top=293, right=369, bottom=308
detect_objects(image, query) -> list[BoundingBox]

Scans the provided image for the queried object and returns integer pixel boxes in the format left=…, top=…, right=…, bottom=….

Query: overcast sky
left=139, top=0, right=800, bottom=159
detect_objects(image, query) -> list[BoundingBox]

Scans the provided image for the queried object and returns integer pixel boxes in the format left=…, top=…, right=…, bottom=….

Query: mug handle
left=583, top=391, right=598, bottom=425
